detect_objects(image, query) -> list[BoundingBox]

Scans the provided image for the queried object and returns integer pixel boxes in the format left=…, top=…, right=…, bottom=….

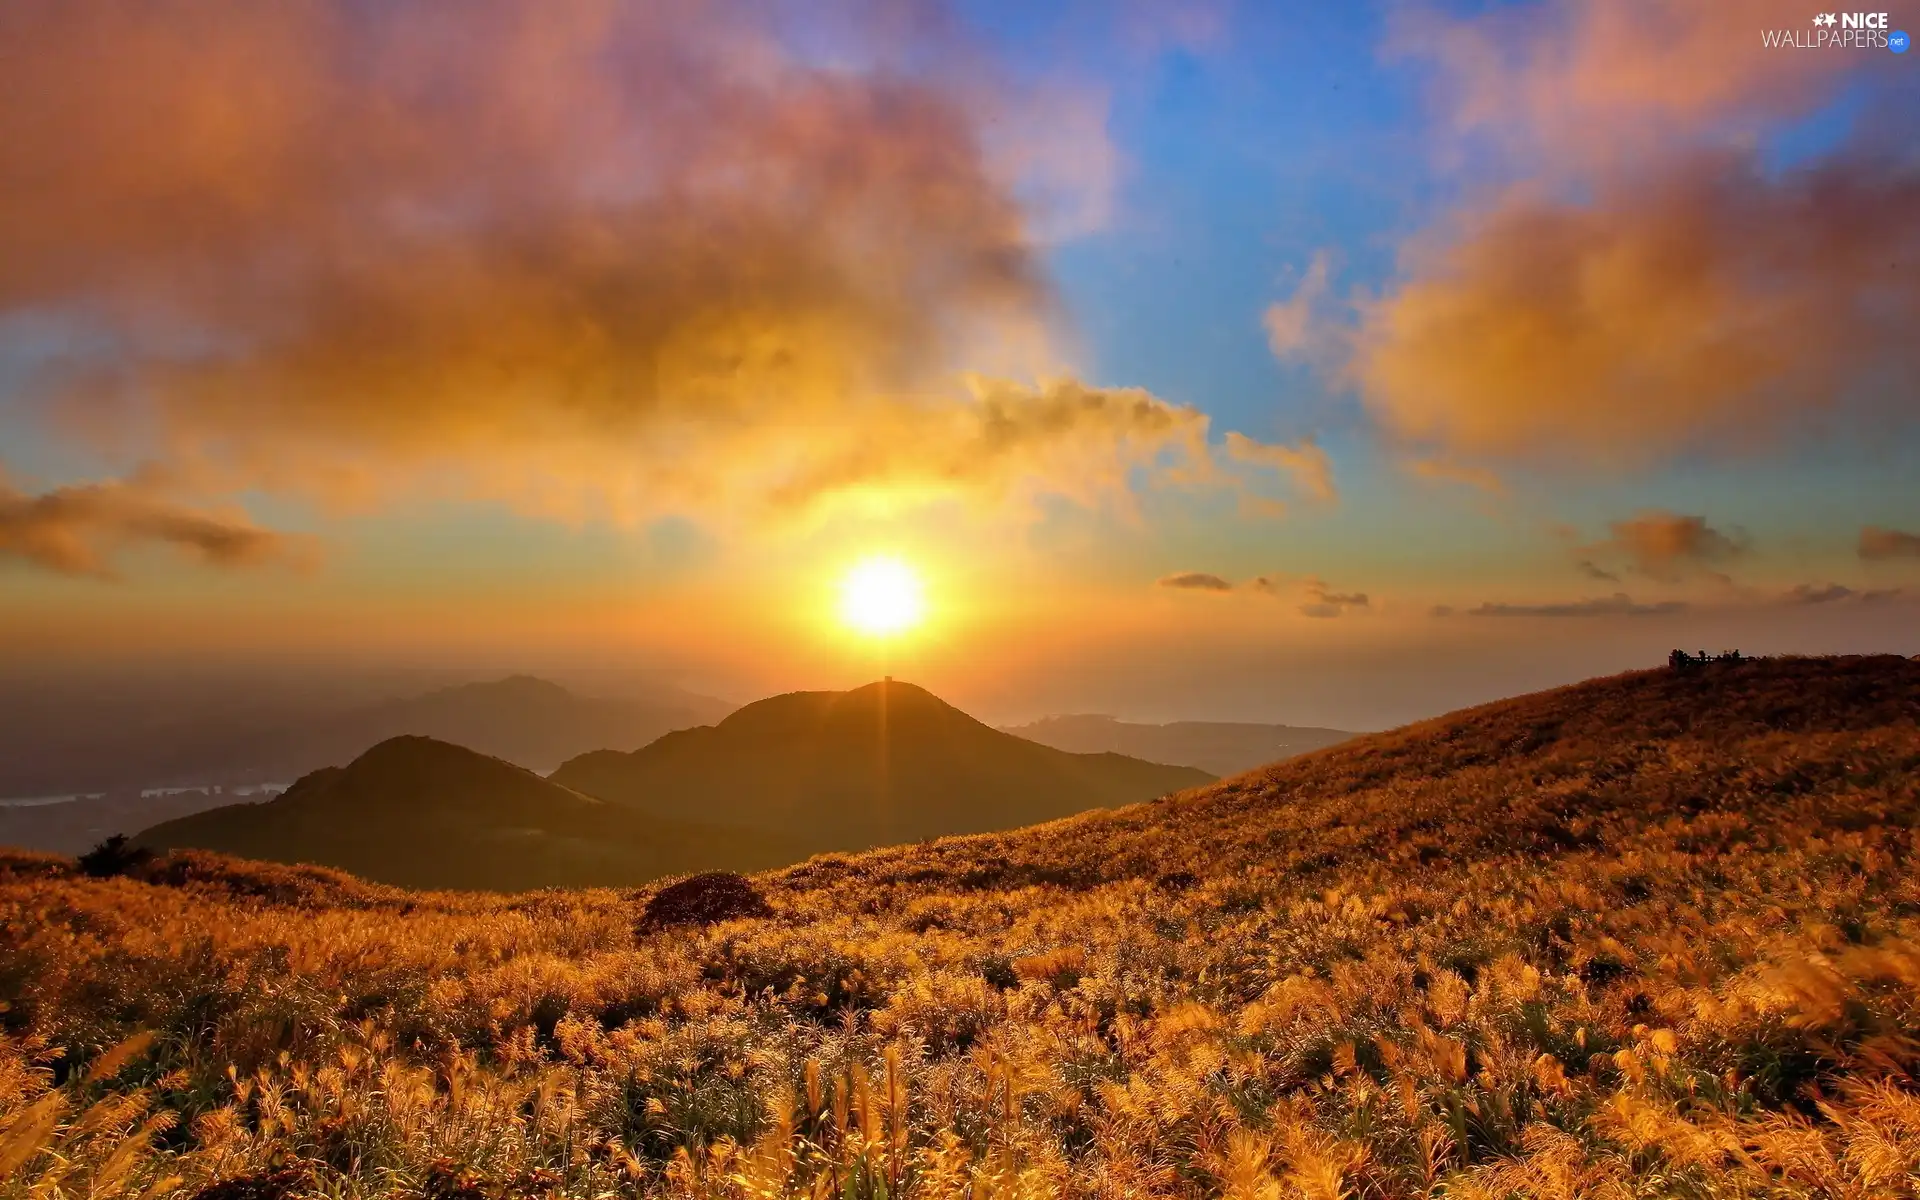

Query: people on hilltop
left=1670, top=648, right=1746, bottom=671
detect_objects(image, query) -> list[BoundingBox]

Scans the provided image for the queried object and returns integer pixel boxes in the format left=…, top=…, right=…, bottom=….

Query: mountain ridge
left=136, top=734, right=799, bottom=891
left=550, top=678, right=1213, bottom=850
left=999, top=712, right=1358, bottom=776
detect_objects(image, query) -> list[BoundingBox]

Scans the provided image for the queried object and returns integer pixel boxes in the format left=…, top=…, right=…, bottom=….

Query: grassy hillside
left=552, top=679, right=1212, bottom=851
left=136, top=736, right=802, bottom=891
left=3, top=655, right=1919, bottom=1198
left=1000, top=714, right=1357, bottom=776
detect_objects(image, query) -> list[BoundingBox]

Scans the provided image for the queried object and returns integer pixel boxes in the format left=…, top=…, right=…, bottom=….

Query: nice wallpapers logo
left=1763, top=12, right=1911, bottom=50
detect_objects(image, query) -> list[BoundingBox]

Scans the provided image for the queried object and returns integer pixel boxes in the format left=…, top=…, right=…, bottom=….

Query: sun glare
left=839, top=556, right=925, bottom=637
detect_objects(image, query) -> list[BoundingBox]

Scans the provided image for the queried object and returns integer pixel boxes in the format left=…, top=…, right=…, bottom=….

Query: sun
left=839, top=556, right=925, bottom=637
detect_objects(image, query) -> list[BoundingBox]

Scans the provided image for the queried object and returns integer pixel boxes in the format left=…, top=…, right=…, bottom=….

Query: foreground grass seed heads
left=3, top=656, right=1920, bottom=1197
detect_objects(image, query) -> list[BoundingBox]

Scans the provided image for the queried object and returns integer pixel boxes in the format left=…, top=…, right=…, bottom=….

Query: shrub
left=76, top=833, right=155, bottom=879
left=638, top=871, right=772, bottom=931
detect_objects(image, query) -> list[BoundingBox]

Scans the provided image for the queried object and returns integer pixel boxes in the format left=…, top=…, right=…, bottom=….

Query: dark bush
left=188, top=1170, right=311, bottom=1200
left=638, top=872, right=771, bottom=932
left=77, top=834, right=155, bottom=879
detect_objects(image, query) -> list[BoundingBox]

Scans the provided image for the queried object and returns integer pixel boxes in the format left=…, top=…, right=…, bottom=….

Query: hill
left=0, top=673, right=731, bottom=809
left=1000, top=712, right=1356, bottom=775
left=135, top=735, right=800, bottom=891
left=4, top=655, right=1919, bottom=1198
left=550, top=678, right=1213, bottom=851
left=294, top=675, right=734, bottom=774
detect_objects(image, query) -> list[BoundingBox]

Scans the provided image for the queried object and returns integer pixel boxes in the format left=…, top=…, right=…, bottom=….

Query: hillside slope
left=1000, top=713, right=1357, bottom=775
left=551, top=678, right=1212, bottom=850
left=5, top=655, right=1920, bottom=1199
left=136, top=735, right=800, bottom=890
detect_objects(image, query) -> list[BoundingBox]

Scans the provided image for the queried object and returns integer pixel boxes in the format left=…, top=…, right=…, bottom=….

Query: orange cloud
left=0, top=1, right=1194, bottom=526
left=0, top=474, right=309, bottom=578
left=1584, top=511, right=1745, bottom=582
left=1342, top=1, right=1920, bottom=470
left=1860, top=526, right=1920, bottom=561
left=1224, top=432, right=1336, bottom=504
left=1354, top=153, right=1920, bottom=465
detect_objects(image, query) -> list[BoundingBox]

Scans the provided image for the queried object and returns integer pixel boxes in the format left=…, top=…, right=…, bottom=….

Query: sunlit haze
left=839, top=558, right=927, bottom=639
left=0, top=0, right=1915, bottom=731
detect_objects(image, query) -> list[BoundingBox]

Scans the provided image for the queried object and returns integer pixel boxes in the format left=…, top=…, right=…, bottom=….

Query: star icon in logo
left=1812, top=12, right=1837, bottom=25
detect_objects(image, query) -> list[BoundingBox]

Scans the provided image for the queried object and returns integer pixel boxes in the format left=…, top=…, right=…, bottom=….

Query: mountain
left=13, top=655, right=1920, bottom=1197
left=0, top=674, right=732, bottom=852
left=135, top=735, right=799, bottom=891
left=290, top=675, right=733, bottom=774
left=550, top=678, right=1213, bottom=850
left=1000, top=713, right=1356, bottom=776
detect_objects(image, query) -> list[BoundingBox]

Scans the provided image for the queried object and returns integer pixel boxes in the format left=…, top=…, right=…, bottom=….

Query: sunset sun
left=838, top=556, right=925, bottom=637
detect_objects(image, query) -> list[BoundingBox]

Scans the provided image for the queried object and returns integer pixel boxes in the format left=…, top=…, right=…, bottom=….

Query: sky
left=1, top=0, right=1917, bottom=729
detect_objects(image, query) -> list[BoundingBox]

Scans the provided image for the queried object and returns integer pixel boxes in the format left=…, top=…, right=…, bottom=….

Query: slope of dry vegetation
left=3, top=655, right=1919, bottom=1198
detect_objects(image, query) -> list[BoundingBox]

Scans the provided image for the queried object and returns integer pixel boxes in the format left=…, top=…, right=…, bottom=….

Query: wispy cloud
left=1583, top=511, right=1745, bottom=582
left=1465, top=593, right=1689, bottom=618
left=0, top=473, right=308, bottom=579
left=1158, top=571, right=1235, bottom=592
left=1859, top=526, right=1920, bottom=561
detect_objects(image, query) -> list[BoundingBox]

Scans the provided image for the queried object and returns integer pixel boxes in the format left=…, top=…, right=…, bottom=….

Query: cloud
left=1390, top=0, right=1878, bottom=172
left=1860, top=526, right=1920, bottom=561
left=1262, top=253, right=1331, bottom=359
left=1466, top=593, right=1689, bottom=618
left=1571, top=511, right=1744, bottom=583
left=0, top=0, right=1210, bottom=527
left=762, top=376, right=1221, bottom=516
left=1345, top=2, right=1920, bottom=470
left=1406, top=458, right=1505, bottom=496
left=1298, top=579, right=1370, bottom=620
left=1158, top=571, right=1234, bottom=592
left=1782, top=583, right=1904, bottom=606
left=1224, top=432, right=1336, bottom=504
left=0, top=474, right=307, bottom=578
left=1352, top=153, right=1920, bottom=466
left=1251, top=574, right=1368, bottom=618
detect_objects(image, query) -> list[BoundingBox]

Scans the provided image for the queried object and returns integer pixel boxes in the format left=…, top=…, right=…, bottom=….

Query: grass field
left=3, top=655, right=1918, bottom=1198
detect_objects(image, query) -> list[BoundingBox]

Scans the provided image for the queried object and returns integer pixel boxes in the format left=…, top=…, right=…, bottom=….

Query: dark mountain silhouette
left=549, top=678, right=1212, bottom=851
left=135, top=736, right=798, bottom=891
left=999, top=714, right=1357, bottom=777
left=0, top=675, right=731, bottom=852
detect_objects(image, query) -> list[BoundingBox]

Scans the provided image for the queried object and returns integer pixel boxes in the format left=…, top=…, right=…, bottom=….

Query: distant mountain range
left=138, top=736, right=800, bottom=891
left=999, top=714, right=1356, bottom=777
left=0, top=672, right=729, bottom=798
left=134, top=679, right=1213, bottom=890
left=550, top=680, right=1213, bottom=852
left=0, top=674, right=731, bottom=854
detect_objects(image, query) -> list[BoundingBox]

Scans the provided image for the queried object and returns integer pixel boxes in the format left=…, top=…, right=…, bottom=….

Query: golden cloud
left=1583, top=511, right=1746, bottom=582
left=0, top=473, right=310, bottom=579
left=1354, top=153, right=1920, bottom=465
left=2, top=0, right=1228, bottom=529
left=1860, top=526, right=1920, bottom=561
left=1337, top=1, right=1920, bottom=469
left=1223, top=432, right=1336, bottom=505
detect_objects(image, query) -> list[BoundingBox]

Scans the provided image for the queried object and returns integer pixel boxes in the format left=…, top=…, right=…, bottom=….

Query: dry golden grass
left=3, top=654, right=1919, bottom=1198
